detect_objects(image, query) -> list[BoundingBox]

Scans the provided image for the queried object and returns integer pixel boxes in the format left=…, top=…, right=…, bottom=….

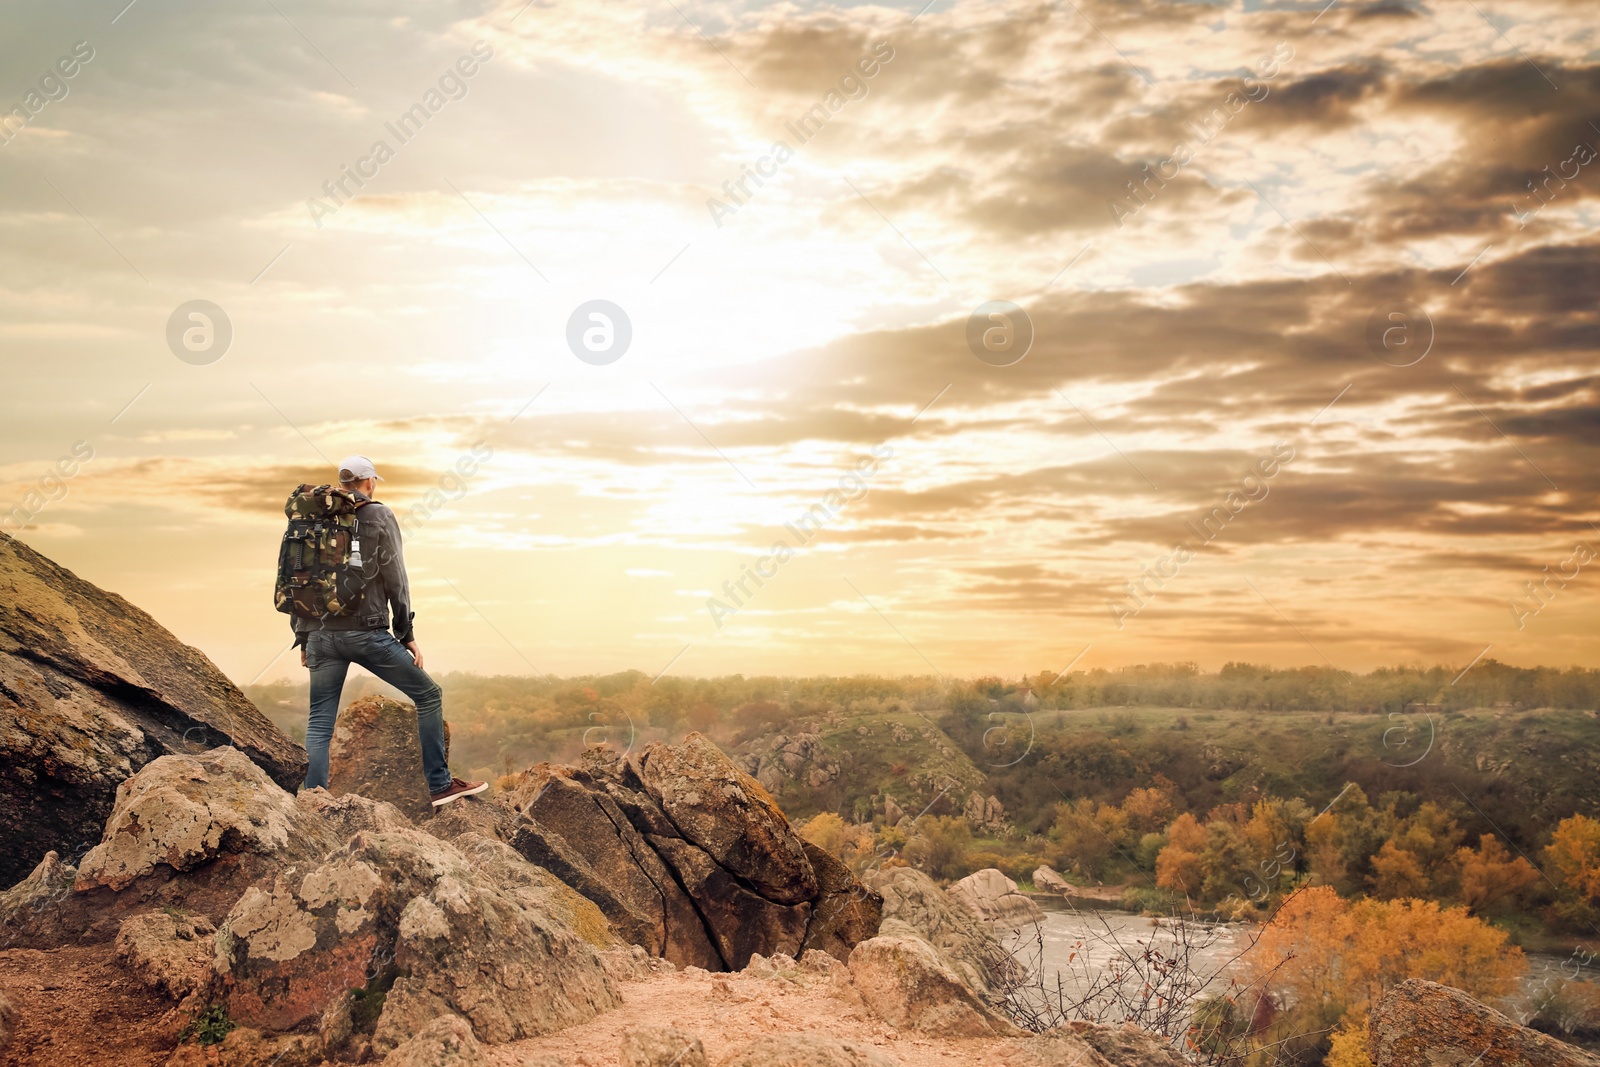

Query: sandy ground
left=487, top=961, right=1036, bottom=1067
left=0, top=944, right=181, bottom=1067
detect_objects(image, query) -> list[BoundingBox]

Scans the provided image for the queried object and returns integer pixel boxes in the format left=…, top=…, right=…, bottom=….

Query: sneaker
left=430, top=777, right=488, bottom=807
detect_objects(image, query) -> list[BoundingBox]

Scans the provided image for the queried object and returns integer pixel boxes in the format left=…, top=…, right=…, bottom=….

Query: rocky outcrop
left=1369, top=979, right=1600, bottom=1067
left=215, top=824, right=619, bottom=1049
left=738, top=733, right=842, bottom=794
left=947, top=869, right=1044, bottom=931
left=848, top=935, right=1019, bottom=1037
left=3, top=742, right=620, bottom=1059
left=724, top=1034, right=898, bottom=1067
left=864, top=866, right=1024, bottom=1003
left=77, top=747, right=341, bottom=893
left=962, top=792, right=1007, bottom=833
left=329, top=695, right=451, bottom=821
left=445, top=831, right=618, bottom=951
left=502, top=737, right=879, bottom=971
left=882, top=795, right=904, bottom=828
left=3, top=749, right=411, bottom=947
left=0, top=531, right=306, bottom=887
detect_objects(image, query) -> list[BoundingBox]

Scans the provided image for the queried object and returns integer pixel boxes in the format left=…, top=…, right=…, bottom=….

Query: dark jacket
left=291, top=491, right=415, bottom=645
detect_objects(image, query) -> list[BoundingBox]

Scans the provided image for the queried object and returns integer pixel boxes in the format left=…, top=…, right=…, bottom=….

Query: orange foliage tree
left=1544, top=814, right=1600, bottom=928
left=1244, top=886, right=1525, bottom=1066
left=1154, top=812, right=1207, bottom=897
left=1456, top=834, right=1540, bottom=917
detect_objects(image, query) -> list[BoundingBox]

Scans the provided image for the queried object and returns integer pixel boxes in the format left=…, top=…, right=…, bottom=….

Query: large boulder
left=506, top=765, right=724, bottom=970
left=76, top=747, right=340, bottom=893
left=0, top=531, right=306, bottom=887
left=1033, top=865, right=1071, bottom=894
left=962, top=791, right=1008, bottom=833
left=864, top=866, right=1024, bottom=1003
left=214, top=826, right=621, bottom=1051
left=1369, top=979, right=1600, bottom=1067
left=947, top=868, right=1044, bottom=931
left=846, top=935, right=1019, bottom=1037
left=79, top=750, right=409, bottom=927
left=328, top=695, right=451, bottom=821
left=635, top=733, right=818, bottom=905
left=501, top=739, right=879, bottom=971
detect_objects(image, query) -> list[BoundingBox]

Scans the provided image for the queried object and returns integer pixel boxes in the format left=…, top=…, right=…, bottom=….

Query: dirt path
left=0, top=944, right=181, bottom=1067
left=487, top=962, right=1040, bottom=1067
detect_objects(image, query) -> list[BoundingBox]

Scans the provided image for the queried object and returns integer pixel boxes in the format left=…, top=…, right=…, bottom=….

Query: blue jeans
left=304, top=630, right=451, bottom=794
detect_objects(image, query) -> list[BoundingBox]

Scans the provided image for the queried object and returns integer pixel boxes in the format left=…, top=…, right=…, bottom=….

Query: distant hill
left=726, top=704, right=991, bottom=827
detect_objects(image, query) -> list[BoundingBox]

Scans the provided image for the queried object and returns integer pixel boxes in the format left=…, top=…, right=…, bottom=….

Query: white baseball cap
left=337, top=454, right=384, bottom=482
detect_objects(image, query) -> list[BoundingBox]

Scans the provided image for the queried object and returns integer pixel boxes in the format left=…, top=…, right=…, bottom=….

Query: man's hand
left=300, top=646, right=308, bottom=668
left=405, top=640, right=424, bottom=668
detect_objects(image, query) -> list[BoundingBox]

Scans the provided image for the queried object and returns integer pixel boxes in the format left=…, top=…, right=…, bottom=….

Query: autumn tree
left=1246, top=886, right=1526, bottom=1067
left=1050, top=799, right=1115, bottom=879
left=1456, top=834, right=1540, bottom=917
left=1544, top=814, right=1600, bottom=929
left=1122, top=784, right=1177, bottom=836
left=1155, top=812, right=1207, bottom=898
left=1369, top=840, right=1429, bottom=899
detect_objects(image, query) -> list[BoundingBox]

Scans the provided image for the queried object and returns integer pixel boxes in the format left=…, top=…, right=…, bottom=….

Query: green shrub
left=179, top=1005, right=236, bottom=1047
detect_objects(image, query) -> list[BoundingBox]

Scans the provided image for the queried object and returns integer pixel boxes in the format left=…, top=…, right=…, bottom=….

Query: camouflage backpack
left=274, top=484, right=375, bottom=620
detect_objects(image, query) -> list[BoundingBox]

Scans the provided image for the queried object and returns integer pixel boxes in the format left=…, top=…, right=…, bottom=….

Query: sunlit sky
left=1, top=0, right=1596, bottom=684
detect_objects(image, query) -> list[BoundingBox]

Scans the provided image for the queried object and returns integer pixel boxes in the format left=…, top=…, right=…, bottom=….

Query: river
left=1003, top=901, right=1595, bottom=1031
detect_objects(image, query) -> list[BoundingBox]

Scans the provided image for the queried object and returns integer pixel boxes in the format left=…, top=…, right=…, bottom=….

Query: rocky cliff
left=0, top=532, right=306, bottom=888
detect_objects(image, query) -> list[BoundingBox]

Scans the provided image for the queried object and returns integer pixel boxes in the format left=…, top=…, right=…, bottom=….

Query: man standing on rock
left=291, top=455, right=487, bottom=807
